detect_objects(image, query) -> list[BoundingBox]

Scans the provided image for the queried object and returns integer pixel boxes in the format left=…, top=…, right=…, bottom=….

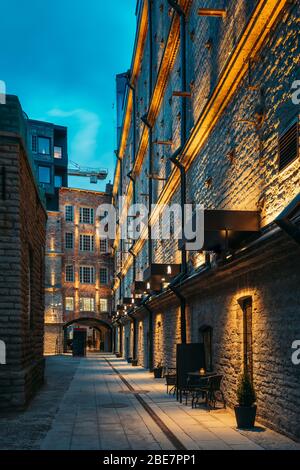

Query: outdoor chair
left=164, top=368, right=177, bottom=395
left=182, top=376, right=208, bottom=406
left=192, top=374, right=226, bottom=410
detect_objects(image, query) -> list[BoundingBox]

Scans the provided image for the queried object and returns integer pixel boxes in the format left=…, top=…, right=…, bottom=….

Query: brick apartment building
left=112, top=0, right=300, bottom=440
left=44, top=187, right=114, bottom=355
left=0, top=96, right=47, bottom=408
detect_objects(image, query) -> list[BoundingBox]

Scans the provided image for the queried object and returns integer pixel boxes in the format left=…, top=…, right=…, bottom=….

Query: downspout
left=275, top=193, right=300, bottom=246
left=169, top=274, right=187, bottom=344
left=147, top=0, right=154, bottom=268
left=168, top=0, right=188, bottom=344
left=142, top=296, right=154, bottom=371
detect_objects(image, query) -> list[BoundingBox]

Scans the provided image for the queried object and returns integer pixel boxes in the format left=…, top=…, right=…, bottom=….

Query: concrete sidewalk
left=41, top=354, right=300, bottom=451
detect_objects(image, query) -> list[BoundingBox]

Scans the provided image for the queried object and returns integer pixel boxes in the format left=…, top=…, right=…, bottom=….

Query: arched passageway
left=63, top=317, right=113, bottom=354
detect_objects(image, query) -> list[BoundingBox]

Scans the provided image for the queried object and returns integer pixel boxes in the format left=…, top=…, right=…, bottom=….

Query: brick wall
left=0, top=97, right=47, bottom=408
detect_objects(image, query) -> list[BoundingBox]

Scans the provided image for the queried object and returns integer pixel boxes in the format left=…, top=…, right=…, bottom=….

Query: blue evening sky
left=0, top=0, right=136, bottom=190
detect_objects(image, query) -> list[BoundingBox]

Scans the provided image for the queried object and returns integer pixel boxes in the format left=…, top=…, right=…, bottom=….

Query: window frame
left=79, top=234, right=94, bottom=252
left=100, top=298, right=108, bottom=313
left=65, top=297, right=74, bottom=311
left=79, top=297, right=95, bottom=312
left=99, top=238, right=108, bottom=253
left=79, top=266, right=95, bottom=285
left=65, top=265, right=75, bottom=283
left=99, top=267, right=108, bottom=285
left=65, top=232, right=74, bottom=250
left=38, top=165, right=51, bottom=184
left=54, top=146, right=63, bottom=159
left=79, top=207, right=95, bottom=224
left=38, top=136, right=51, bottom=155
left=65, top=205, right=74, bottom=222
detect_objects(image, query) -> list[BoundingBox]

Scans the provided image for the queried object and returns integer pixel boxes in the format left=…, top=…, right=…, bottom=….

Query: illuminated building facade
left=44, top=187, right=114, bottom=354
left=112, top=0, right=300, bottom=440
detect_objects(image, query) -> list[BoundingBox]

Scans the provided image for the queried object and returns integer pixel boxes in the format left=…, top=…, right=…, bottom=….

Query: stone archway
left=63, top=317, right=113, bottom=353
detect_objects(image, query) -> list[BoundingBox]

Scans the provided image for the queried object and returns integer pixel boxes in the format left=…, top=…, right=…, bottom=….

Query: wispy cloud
left=48, top=108, right=101, bottom=162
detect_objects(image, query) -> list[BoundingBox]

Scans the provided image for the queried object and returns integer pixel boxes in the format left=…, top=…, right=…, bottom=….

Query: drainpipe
left=275, top=193, right=300, bottom=246
left=169, top=274, right=187, bottom=344
left=148, top=0, right=154, bottom=268
left=168, top=0, right=188, bottom=344
left=142, top=296, right=154, bottom=371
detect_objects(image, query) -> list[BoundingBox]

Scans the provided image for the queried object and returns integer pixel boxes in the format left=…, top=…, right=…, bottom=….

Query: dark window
left=80, top=266, right=95, bottom=284
left=100, top=238, right=108, bottom=253
left=65, top=265, right=74, bottom=283
left=38, top=166, right=51, bottom=184
left=279, top=119, right=299, bottom=171
left=54, top=146, right=62, bottom=159
left=80, top=235, right=94, bottom=252
left=32, top=135, right=37, bottom=153
left=54, top=174, right=62, bottom=188
left=38, top=137, right=51, bottom=155
left=100, top=267, right=108, bottom=285
left=65, top=232, right=74, bottom=250
left=80, top=207, right=94, bottom=224
left=241, top=298, right=253, bottom=380
left=199, top=326, right=213, bottom=372
left=65, top=206, right=74, bottom=222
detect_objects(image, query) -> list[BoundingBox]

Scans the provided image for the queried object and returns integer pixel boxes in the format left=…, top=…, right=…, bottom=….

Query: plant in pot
left=234, top=372, right=257, bottom=429
left=153, top=361, right=164, bottom=379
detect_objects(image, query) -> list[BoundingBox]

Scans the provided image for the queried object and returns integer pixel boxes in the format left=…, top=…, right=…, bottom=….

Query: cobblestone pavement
left=1, top=354, right=299, bottom=450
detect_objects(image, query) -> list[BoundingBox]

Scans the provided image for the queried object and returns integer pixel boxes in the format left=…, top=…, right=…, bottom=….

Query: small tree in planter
left=234, top=372, right=257, bottom=429
left=153, top=361, right=163, bottom=379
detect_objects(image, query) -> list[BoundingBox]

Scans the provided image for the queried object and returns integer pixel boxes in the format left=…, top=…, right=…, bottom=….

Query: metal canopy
left=143, top=263, right=181, bottom=283
left=179, top=210, right=260, bottom=252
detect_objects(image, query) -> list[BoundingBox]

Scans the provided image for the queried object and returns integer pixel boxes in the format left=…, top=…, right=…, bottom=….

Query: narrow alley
left=1, top=354, right=299, bottom=451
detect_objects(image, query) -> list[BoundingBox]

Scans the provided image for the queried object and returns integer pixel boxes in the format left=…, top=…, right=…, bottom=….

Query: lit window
left=38, top=166, right=51, bottom=184
left=80, top=235, right=94, bottom=252
left=38, top=137, right=51, bottom=155
left=79, top=207, right=94, bottom=224
left=65, top=297, right=74, bottom=311
left=100, top=298, right=108, bottom=312
left=54, top=146, right=62, bottom=159
left=99, top=268, right=108, bottom=285
left=80, top=297, right=95, bottom=312
left=65, top=233, right=74, bottom=250
left=54, top=174, right=63, bottom=188
left=65, top=265, right=74, bottom=283
left=65, top=206, right=74, bottom=222
left=32, top=135, right=37, bottom=153
left=100, top=238, right=108, bottom=253
left=80, top=266, right=95, bottom=284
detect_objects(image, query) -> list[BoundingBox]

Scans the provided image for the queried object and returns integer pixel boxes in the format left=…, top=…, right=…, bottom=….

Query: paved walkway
left=40, top=354, right=300, bottom=451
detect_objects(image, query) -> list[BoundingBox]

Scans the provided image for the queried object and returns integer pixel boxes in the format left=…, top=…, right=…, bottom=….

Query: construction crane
left=68, top=161, right=108, bottom=184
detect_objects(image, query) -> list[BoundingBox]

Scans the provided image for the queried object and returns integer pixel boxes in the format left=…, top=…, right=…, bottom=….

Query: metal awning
left=179, top=210, right=260, bottom=252
left=143, top=263, right=181, bottom=283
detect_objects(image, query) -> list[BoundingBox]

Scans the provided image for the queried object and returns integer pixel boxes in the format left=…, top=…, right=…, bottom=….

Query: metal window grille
left=279, top=119, right=299, bottom=171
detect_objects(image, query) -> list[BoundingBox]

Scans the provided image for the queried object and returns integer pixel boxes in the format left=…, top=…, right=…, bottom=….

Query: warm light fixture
left=146, top=282, right=150, bottom=290
left=167, top=265, right=172, bottom=275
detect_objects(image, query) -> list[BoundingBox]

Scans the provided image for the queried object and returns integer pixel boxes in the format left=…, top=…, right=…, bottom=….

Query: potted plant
left=234, top=372, right=257, bottom=429
left=132, top=358, right=138, bottom=366
left=153, top=361, right=164, bottom=379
